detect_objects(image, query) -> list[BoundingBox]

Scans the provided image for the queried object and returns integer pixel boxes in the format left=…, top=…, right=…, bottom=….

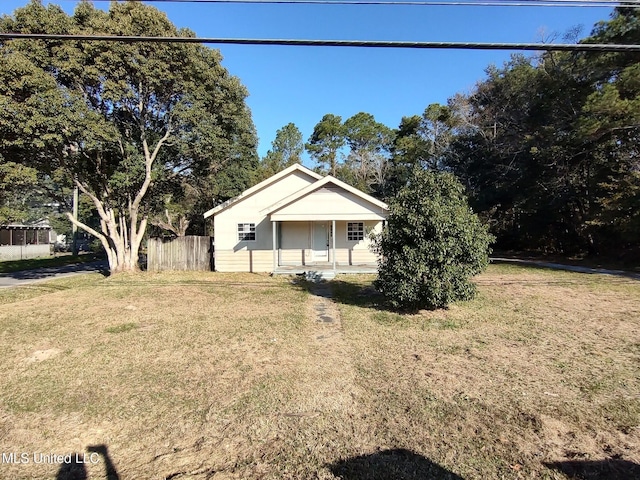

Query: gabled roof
left=261, top=175, right=388, bottom=215
left=203, top=163, right=322, bottom=219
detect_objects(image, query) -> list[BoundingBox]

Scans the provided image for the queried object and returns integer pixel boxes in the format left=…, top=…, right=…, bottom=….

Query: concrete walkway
left=0, top=260, right=108, bottom=288
left=301, top=281, right=361, bottom=414
left=309, top=281, right=342, bottom=340
left=491, top=257, right=640, bottom=280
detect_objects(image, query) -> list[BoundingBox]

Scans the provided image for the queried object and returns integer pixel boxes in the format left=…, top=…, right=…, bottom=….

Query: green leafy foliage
left=387, top=103, right=457, bottom=199
left=305, top=114, right=346, bottom=176
left=0, top=162, right=39, bottom=223
left=0, top=0, right=257, bottom=270
left=257, top=123, right=304, bottom=181
left=342, top=112, right=393, bottom=195
left=373, top=169, right=493, bottom=311
left=445, top=8, right=640, bottom=256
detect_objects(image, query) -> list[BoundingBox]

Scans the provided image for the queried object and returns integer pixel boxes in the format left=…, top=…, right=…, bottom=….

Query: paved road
left=491, top=257, right=640, bottom=280
left=0, top=260, right=109, bottom=288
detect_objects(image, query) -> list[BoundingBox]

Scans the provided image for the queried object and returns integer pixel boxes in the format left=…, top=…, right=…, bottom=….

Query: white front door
left=312, top=222, right=328, bottom=262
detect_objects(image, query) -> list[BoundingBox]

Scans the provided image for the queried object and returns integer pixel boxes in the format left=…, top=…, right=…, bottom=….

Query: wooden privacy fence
left=147, top=236, right=213, bottom=271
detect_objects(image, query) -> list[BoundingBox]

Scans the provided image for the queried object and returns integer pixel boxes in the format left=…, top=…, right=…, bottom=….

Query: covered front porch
left=263, top=175, right=388, bottom=277
left=269, top=218, right=381, bottom=278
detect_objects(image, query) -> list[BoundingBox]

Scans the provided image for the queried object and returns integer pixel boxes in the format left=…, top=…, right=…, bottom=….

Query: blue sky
left=1, top=1, right=614, bottom=164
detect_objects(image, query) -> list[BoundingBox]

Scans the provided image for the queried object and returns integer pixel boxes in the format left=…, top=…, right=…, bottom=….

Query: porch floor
left=272, top=263, right=378, bottom=275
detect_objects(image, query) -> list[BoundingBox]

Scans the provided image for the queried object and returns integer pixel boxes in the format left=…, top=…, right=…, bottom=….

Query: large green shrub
left=373, top=169, right=493, bottom=311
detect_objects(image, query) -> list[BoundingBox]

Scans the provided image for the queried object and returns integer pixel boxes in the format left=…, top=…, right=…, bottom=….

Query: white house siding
left=269, top=186, right=387, bottom=221
left=209, top=166, right=388, bottom=273
left=213, top=170, right=318, bottom=272
left=214, top=219, right=382, bottom=272
left=214, top=249, right=273, bottom=273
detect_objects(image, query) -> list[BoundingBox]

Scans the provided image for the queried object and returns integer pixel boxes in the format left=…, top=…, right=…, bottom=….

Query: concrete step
left=305, top=270, right=336, bottom=282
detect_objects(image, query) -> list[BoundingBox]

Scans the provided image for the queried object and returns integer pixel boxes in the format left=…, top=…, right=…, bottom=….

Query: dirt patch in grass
left=0, top=267, right=638, bottom=479
left=22, top=348, right=62, bottom=364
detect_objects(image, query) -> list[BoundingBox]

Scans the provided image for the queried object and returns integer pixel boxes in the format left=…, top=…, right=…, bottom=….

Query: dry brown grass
left=0, top=265, right=638, bottom=479
left=333, top=265, right=640, bottom=479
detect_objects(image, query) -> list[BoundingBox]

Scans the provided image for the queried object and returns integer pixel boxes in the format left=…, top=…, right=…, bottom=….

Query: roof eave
left=262, top=175, right=389, bottom=215
left=203, top=164, right=322, bottom=219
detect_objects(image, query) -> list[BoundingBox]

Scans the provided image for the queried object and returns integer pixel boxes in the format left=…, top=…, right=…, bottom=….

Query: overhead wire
left=55, top=0, right=640, bottom=8
left=3, top=0, right=637, bottom=50
left=1, top=33, right=638, bottom=51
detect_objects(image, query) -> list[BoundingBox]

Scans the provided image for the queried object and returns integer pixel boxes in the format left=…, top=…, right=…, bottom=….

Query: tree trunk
left=68, top=211, right=142, bottom=274
left=65, top=123, right=171, bottom=274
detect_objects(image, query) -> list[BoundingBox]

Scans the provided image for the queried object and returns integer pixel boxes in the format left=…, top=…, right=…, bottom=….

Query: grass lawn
left=0, top=265, right=638, bottom=479
left=0, top=252, right=105, bottom=274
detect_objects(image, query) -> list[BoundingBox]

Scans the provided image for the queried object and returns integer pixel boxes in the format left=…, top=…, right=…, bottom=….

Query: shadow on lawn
left=327, top=448, right=463, bottom=480
left=56, top=444, right=120, bottom=480
left=544, top=458, right=640, bottom=480
left=292, top=276, right=390, bottom=311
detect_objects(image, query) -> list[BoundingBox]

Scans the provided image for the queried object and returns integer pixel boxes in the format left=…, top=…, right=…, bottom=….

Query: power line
left=1, top=33, right=638, bottom=51
left=55, top=0, right=639, bottom=8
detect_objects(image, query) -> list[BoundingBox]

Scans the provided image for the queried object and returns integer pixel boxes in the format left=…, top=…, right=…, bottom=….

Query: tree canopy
left=1, top=3, right=637, bottom=267
left=305, top=114, right=346, bottom=176
left=299, top=9, right=639, bottom=260
left=0, top=0, right=257, bottom=270
left=257, top=122, right=304, bottom=181
left=444, top=7, right=640, bottom=256
left=0, top=162, right=39, bottom=224
left=342, top=112, right=393, bottom=195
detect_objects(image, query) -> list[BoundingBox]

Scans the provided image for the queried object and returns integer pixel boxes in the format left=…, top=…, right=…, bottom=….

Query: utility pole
left=71, top=184, right=78, bottom=256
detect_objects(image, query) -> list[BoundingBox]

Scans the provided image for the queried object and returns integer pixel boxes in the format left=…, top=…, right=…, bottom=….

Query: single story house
left=203, top=164, right=389, bottom=275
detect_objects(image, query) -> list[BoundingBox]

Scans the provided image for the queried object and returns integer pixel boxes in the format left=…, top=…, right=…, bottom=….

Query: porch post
left=332, top=219, right=336, bottom=273
left=272, top=220, right=277, bottom=273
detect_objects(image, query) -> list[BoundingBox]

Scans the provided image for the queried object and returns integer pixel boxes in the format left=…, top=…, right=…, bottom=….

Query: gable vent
left=317, top=185, right=342, bottom=194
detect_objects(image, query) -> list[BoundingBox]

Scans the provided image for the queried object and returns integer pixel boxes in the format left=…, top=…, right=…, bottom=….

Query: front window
left=347, top=222, right=364, bottom=241
left=238, top=223, right=256, bottom=241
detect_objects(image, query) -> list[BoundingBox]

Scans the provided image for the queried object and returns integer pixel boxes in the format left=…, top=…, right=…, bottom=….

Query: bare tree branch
left=65, top=212, right=107, bottom=246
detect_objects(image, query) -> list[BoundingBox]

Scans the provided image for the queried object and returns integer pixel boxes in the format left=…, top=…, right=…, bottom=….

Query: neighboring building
left=203, top=164, right=389, bottom=276
left=31, top=218, right=64, bottom=245
left=0, top=221, right=53, bottom=261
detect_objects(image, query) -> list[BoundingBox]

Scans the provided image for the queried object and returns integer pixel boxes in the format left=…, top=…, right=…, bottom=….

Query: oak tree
left=0, top=0, right=257, bottom=271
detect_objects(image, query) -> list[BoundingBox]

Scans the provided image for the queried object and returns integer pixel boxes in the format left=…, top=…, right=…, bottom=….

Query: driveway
left=0, top=260, right=109, bottom=288
left=491, top=257, right=640, bottom=280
